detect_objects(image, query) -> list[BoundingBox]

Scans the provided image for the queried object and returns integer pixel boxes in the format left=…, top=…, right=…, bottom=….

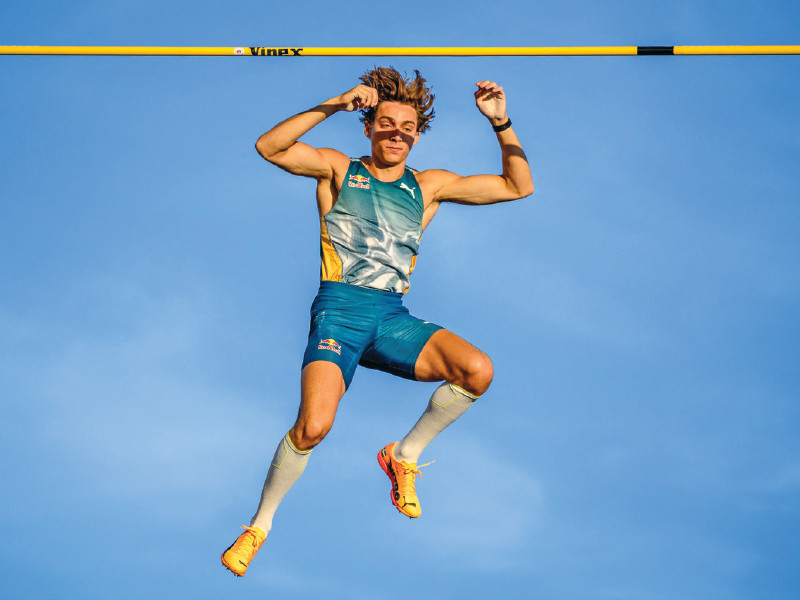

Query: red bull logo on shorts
left=318, top=338, right=342, bottom=355
left=347, top=174, right=371, bottom=190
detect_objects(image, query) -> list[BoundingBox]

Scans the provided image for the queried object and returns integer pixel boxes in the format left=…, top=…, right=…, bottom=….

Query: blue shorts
left=302, top=281, right=443, bottom=389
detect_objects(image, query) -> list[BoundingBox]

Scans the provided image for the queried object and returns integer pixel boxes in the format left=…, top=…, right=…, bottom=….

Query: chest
left=332, top=167, right=423, bottom=229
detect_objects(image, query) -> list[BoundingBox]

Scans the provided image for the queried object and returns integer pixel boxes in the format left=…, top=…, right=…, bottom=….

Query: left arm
left=423, top=81, right=534, bottom=207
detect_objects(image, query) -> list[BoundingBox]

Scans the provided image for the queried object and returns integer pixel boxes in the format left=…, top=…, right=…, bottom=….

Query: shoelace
left=397, top=460, right=434, bottom=493
left=236, top=527, right=263, bottom=553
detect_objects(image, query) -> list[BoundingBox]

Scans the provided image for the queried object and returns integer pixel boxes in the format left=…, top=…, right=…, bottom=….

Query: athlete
left=221, top=67, right=533, bottom=576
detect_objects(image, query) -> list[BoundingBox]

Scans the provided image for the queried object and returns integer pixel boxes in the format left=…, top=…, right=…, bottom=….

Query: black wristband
left=492, top=118, right=512, bottom=132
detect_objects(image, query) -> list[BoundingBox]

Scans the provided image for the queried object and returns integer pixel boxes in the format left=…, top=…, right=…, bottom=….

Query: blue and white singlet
left=319, top=159, right=423, bottom=294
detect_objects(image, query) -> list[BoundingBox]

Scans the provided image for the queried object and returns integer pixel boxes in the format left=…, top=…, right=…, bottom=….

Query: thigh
left=302, top=288, right=376, bottom=390
left=358, top=308, right=442, bottom=381
left=413, top=329, right=493, bottom=394
left=290, top=360, right=347, bottom=450
left=298, top=360, right=347, bottom=424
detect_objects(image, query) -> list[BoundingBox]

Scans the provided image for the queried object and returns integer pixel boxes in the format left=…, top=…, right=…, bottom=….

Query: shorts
left=302, top=281, right=443, bottom=389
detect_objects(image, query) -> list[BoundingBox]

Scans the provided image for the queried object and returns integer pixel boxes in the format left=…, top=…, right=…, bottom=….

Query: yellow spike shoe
left=221, top=525, right=267, bottom=577
left=378, top=442, right=425, bottom=518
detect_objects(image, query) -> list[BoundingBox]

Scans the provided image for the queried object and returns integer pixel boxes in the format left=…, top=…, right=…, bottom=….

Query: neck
left=364, top=156, right=407, bottom=182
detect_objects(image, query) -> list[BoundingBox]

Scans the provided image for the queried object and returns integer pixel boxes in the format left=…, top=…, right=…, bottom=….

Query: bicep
left=433, top=172, right=519, bottom=206
left=261, top=142, right=344, bottom=180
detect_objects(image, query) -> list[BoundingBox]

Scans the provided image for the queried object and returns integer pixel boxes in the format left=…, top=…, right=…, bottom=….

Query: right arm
left=255, top=84, right=378, bottom=180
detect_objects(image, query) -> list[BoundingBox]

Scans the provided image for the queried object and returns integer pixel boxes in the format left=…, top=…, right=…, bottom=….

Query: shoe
left=378, top=442, right=425, bottom=518
left=221, top=525, right=267, bottom=576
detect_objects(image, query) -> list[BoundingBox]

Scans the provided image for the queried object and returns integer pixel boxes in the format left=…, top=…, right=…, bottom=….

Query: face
left=364, top=101, right=420, bottom=167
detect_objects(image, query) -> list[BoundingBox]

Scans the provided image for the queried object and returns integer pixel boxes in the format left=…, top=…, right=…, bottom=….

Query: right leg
left=288, top=360, right=347, bottom=450
left=221, top=361, right=345, bottom=576
left=250, top=360, right=346, bottom=531
left=223, top=280, right=371, bottom=576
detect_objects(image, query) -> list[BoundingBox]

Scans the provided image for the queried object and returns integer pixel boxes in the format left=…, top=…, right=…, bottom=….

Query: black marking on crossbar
left=637, top=46, right=675, bottom=55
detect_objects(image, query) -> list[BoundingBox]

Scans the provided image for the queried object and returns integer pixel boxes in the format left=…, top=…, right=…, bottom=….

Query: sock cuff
left=283, top=432, right=312, bottom=456
left=272, top=433, right=312, bottom=474
left=449, top=383, right=480, bottom=400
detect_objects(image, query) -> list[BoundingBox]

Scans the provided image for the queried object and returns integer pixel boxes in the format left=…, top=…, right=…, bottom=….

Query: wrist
left=318, top=98, right=346, bottom=115
left=491, top=117, right=512, bottom=132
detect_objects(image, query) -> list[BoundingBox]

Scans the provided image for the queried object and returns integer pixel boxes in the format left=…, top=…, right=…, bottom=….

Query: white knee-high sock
left=393, top=382, right=479, bottom=464
left=250, top=433, right=312, bottom=533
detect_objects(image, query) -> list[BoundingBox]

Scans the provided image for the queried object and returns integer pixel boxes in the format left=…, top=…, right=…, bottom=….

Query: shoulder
left=416, top=168, right=460, bottom=182
left=416, top=168, right=461, bottom=199
left=318, top=148, right=351, bottom=171
left=316, top=148, right=352, bottom=183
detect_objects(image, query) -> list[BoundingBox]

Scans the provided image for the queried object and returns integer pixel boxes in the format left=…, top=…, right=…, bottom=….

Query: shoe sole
left=221, top=544, right=247, bottom=577
left=221, top=555, right=245, bottom=577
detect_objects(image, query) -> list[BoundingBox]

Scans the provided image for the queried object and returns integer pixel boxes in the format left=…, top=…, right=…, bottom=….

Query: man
left=221, top=67, right=533, bottom=576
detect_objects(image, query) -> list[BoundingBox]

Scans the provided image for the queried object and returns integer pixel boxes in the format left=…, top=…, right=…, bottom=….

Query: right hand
left=335, top=84, right=379, bottom=112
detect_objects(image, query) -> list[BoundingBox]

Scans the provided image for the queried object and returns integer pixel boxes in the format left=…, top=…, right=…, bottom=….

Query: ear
left=412, top=131, right=420, bottom=146
left=364, top=122, right=373, bottom=139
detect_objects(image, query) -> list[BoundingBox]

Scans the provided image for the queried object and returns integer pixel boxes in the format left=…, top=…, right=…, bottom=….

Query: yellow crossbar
left=1, top=45, right=799, bottom=57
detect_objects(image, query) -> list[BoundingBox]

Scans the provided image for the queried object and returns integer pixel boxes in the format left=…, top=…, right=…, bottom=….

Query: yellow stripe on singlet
left=319, top=217, right=343, bottom=282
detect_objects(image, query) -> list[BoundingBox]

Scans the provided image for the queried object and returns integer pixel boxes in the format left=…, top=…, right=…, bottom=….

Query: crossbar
left=1, top=45, right=799, bottom=57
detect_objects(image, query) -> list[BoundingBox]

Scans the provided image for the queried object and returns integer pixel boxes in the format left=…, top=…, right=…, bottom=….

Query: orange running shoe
left=378, top=442, right=427, bottom=518
left=221, top=525, right=267, bottom=577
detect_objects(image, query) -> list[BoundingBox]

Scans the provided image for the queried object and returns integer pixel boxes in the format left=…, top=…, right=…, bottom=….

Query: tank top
left=319, top=159, right=423, bottom=293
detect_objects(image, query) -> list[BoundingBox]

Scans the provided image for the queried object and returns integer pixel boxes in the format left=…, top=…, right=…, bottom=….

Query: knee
left=460, top=352, right=493, bottom=397
left=289, top=418, right=332, bottom=451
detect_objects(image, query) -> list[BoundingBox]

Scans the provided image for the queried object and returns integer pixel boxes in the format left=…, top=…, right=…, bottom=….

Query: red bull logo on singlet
left=348, top=174, right=371, bottom=190
left=317, top=338, right=342, bottom=355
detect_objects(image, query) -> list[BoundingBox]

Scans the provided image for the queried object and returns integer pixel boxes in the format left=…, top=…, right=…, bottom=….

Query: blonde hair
left=358, top=66, right=435, bottom=133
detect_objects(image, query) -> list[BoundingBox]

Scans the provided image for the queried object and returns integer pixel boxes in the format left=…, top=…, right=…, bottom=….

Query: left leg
left=392, top=329, right=493, bottom=464
left=378, top=329, right=493, bottom=517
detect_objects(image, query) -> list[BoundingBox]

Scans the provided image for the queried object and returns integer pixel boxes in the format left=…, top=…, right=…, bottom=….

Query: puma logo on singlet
left=399, top=182, right=416, bottom=199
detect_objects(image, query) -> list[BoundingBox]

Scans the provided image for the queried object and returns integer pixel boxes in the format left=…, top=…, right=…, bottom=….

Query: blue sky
left=1, top=2, right=799, bottom=599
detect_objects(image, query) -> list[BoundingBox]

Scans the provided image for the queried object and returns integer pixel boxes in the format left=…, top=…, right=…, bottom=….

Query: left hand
left=474, top=81, right=507, bottom=124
